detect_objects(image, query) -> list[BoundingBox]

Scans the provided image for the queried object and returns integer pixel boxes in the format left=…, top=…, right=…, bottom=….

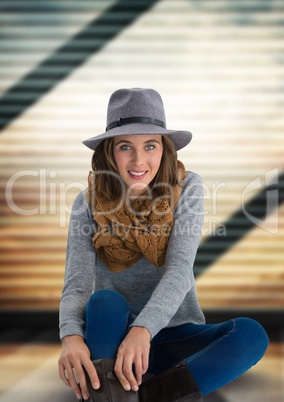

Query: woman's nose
left=131, top=149, right=144, bottom=165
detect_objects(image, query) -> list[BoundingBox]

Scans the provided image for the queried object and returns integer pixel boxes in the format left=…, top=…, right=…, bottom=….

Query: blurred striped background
left=0, top=1, right=284, bottom=401
left=0, top=0, right=283, bottom=319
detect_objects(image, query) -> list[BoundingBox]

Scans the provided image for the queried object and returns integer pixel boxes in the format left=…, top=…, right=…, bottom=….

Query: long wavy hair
left=91, top=135, right=179, bottom=201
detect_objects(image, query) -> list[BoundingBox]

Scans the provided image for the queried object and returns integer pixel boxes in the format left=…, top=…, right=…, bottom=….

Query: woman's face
left=113, top=134, right=163, bottom=196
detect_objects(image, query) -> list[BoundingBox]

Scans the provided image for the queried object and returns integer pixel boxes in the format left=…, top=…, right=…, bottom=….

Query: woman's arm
left=58, top=191, right=99, bottom=400
left=59, top=191, right=96, bottom=339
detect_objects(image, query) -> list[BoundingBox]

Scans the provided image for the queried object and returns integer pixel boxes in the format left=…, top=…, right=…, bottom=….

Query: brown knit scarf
left=86, top=161, right=186, bottom=272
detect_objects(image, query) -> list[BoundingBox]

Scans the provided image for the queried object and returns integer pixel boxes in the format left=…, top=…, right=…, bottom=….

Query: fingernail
left=124, top=384, right=131, bottom=391
left=93, top=381, right=100, bottom=390
left=132, top=385, right=139, bottom=392
left=83, top=392, right=89, bottom=400
left=76, top=393, right=81, bottom=400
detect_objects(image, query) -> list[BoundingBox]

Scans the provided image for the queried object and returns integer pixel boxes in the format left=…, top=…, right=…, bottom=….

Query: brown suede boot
left=84, top=358, right=202, bottom=402
left=85, top=358, right=139, bottom=402
left=139, top=360, right=203, bottom=402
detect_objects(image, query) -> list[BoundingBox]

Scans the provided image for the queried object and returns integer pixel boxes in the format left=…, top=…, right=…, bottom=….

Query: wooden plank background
left=0, top=0, right=283, bottom=313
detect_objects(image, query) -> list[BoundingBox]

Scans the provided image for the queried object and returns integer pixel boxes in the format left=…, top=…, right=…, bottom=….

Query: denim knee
left=233, top=317, right=269, bottom=363
left=85, top=290, right=132, bottom=360
left=87, top=289, right=130, bottom=313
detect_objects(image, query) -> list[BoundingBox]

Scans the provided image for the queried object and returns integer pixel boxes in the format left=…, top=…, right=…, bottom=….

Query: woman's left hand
left=114, top=326, right=151, bottom=392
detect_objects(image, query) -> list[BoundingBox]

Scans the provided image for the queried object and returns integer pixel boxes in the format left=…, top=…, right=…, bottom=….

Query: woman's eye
left=120, top=144, right=131, bottom=150
left=145, top=144, right=155, bottom=150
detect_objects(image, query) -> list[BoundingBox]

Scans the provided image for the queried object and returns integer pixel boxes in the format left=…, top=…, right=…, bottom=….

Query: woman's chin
left=127, top=182, right=149, bottom=197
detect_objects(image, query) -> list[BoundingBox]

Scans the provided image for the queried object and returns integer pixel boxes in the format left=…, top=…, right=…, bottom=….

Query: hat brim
left=82, top=123, right=192, bottom=151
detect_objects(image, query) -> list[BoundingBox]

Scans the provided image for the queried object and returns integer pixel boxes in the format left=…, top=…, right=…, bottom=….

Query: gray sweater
left=59, top=171, right=205, bottom=340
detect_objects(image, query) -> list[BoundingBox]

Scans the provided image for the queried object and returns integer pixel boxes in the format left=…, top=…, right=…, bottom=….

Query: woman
left=58, top=88, right=269, bottom=402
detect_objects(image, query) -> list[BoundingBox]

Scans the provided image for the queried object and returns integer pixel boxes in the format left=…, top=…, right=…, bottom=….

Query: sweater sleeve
left=131, top=172, right=204, bottom=338
left=59, top=191, right=96, bottom=340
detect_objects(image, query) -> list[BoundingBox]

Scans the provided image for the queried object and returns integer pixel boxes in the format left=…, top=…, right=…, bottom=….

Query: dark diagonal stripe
left=0, top=0, right=159, bottom=132
left=194, top=170, right=284, bottom=277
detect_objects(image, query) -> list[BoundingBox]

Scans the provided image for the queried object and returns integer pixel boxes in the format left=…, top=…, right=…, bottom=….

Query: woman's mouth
left=128, top=170, right=148, bottom=179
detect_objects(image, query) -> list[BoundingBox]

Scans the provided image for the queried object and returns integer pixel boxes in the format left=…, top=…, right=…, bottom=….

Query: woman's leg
left=85, top=289, right=133, bottom=360
left=150, top=317, right=269, bottom=396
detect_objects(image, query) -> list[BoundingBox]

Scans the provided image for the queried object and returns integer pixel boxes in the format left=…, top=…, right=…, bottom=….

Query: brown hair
left=91, top=135, right=179, bottom=201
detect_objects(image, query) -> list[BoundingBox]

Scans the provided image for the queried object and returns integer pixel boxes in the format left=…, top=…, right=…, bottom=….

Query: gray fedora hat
left=82, top=88, right=192, bottom=151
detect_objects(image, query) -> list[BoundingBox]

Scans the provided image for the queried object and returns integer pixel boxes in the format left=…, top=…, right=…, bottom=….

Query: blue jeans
left=85, top=290, right=269, bottom=396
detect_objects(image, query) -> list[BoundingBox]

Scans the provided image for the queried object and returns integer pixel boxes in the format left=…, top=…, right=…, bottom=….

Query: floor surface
left=0, top=328, right=283, bottom=402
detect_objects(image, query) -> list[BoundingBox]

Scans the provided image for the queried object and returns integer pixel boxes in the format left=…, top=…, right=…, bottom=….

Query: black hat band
left=106, top=116, right=166, bottom=131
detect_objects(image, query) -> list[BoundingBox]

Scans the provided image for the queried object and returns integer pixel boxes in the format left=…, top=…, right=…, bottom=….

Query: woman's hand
left=114, top=326, right=151, bottom=392
left=58, top=335, right=100, bottom=401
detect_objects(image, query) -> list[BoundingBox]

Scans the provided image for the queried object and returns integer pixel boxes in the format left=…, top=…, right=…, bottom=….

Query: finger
left=115, top=354, right=131, bottom=391
left=122, top=355, right=139, bottom=392
left=61, top=362, right=82, bottom=400
left=142, top=351, right=149, bottom=376
left=72, top=363, right=90, bottom=401
left=58, top=361, right=71, bottom=388
left=83, top=358, right=100, bottom=390
left=133, top=356, right=143, bottom=386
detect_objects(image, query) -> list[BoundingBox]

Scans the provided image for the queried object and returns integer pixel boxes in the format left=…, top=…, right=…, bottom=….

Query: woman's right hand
left=58, top=335, right=100, bottom=401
